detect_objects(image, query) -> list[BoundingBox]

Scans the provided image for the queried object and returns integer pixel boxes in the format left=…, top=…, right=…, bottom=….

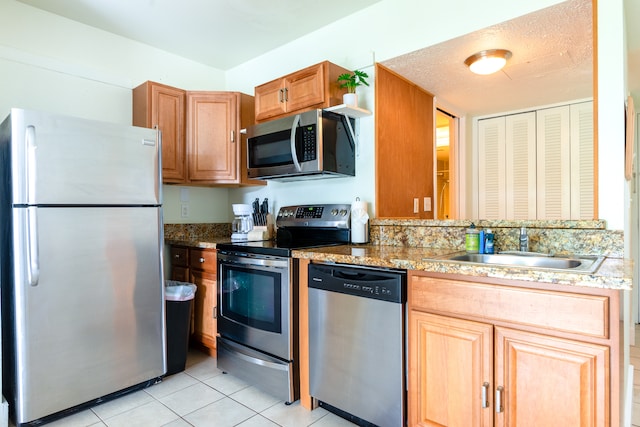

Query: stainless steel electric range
left=216, top=204, right=351, bottom=404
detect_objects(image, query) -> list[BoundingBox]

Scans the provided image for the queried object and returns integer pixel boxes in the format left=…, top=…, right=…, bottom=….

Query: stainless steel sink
left=438, top=252, right=604, bottom=273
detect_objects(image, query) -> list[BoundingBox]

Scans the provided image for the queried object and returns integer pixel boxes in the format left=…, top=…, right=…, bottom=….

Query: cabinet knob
left=199, top=257, right=205, bottom=263
left=174, top=254, right=180, bottom=259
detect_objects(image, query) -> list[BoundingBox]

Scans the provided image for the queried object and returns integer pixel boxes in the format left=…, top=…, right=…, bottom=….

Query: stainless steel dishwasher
left=308, top=263, right=406, bottom=427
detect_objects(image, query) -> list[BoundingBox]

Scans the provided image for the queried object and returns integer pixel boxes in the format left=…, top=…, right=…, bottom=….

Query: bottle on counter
left=485, top=229, right=495, bottom=254
left=465, top=223, right=480, bottom=253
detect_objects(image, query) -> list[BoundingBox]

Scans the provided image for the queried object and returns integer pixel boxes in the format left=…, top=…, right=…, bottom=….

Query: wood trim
left=592, top=0, right=599, bottom=218
left=297, top=258, right=314, bottom=410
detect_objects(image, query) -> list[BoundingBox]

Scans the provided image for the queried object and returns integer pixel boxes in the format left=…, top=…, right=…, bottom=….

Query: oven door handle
left=219, top=339, right=288, bottom=371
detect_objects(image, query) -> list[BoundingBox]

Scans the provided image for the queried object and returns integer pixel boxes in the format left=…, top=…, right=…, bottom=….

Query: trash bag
left=165, top=280, right=197, bottom=301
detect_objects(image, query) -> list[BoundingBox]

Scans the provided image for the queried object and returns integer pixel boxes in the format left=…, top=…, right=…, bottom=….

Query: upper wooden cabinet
left=186, top=91, right=259, bottom=185
left=133, top=81, right=187, bottom=183
left=133, top=81, right=264, bottom=186
left=254, top=61, right=350, bottom=122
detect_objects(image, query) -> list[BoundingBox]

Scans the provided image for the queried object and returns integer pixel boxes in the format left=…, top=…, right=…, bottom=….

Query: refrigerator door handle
left=26, top=125, right=37, bottom=204
left=26, top=206, right=40, bottom=286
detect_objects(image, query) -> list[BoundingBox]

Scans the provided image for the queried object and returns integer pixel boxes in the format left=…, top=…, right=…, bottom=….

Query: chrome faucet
left=519, top=227, right=529, bottom=252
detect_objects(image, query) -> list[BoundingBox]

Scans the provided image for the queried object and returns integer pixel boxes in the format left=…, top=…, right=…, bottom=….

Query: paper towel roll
left=351, top=198, right=369, bottom=243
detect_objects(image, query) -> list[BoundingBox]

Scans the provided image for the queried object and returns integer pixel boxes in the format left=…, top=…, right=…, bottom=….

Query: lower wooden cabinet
left=408, top=273, right=616, bottom=427
left=170, top=245, right=217, bottom=354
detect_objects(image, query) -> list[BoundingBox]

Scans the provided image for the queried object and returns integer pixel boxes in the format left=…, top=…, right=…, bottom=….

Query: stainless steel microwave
left=246, top=109, right=355, bottom=181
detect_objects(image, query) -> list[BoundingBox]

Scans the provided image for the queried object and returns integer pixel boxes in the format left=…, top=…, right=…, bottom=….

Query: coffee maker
left=231, top=204, right=254, bottom=241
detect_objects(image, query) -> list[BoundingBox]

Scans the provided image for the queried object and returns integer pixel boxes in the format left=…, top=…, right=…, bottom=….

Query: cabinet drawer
left=170, top=246, right=189, bottom=267
left=410, top=276, right=609, bottom=339
left=189, top=248, right=217, bottom=273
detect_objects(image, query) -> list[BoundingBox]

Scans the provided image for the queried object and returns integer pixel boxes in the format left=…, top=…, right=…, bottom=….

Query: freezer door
left=7, top=108, right=160, bottom=206
left=10, top=206, right=166, bottom=424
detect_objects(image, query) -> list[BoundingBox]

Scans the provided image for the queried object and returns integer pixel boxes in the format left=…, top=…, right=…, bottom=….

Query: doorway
left=435, top=109, right=457, bottom=219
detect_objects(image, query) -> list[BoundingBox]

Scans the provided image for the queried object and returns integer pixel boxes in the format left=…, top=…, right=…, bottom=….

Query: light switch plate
left=424, top=197, right=432, bottom=211
left=181, top=203, right=189, bottom=218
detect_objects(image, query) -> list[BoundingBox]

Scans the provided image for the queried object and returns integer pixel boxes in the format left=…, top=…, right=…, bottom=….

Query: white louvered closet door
left=570, top=102, right=595, bottom=219
left=536, top=106, right=571, bottom=219
left=478, top=117, right=506, bottom=219
left=505, top=112, right=537, bottom=219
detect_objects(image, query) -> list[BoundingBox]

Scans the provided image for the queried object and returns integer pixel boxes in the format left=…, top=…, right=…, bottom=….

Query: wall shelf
left=325, top=104, right=372, bottom=118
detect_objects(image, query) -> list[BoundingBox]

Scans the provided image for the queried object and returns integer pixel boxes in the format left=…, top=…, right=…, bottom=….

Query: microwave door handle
left=290, top=114, right=302, bottom=172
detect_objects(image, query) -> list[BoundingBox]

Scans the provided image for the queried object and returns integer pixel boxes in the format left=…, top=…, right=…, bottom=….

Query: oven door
left=217, top=251, right=292, bottom=361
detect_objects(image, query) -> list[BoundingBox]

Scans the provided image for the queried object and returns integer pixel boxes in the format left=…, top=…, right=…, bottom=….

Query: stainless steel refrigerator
left=0, top=108, right=166, bottom=426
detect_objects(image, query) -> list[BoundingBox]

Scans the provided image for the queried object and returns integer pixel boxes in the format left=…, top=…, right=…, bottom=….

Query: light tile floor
left=12, top=349, right=356, bottom=427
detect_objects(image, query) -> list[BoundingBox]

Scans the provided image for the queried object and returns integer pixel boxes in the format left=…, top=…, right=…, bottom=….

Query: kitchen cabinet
left=376, top=63, right=435, bottom=218
left=477, top=101, right=594, bottom=220
left=133, top=82, right=264, bottom=186
left=170, top=245, right=217, bottom=355
left=187, top=91, right=262, bottom=186
left=254, top=61, right=350, bottom=122
left=133, top=81, right=187, bottom=183
left=408, top=273, right=617, bottom=427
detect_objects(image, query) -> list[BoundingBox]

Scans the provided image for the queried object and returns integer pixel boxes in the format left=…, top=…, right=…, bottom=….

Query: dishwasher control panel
left=308, top=263, right=406, bottom=303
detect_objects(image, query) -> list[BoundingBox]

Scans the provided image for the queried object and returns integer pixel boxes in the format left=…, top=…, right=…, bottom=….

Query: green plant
left=337, top=70, right=370, bottom=93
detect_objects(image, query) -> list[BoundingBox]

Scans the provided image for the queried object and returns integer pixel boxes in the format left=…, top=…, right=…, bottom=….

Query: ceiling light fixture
left=464, top=49, right=512, bottom=75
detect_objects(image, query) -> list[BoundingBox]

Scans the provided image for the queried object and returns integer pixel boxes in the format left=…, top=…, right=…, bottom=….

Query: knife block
left=250, top=214, right=274, bottom=240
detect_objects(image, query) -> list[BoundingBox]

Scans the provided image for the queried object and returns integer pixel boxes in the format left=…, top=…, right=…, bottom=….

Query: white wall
left=0, top=0, right=232, bottom=224
left=0, top=0, right=626, bottom=230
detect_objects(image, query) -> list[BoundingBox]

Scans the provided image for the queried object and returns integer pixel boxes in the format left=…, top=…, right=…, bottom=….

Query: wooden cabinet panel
left=254, top=79, right=286, bottom=121
left=376, top=63, right=435, bottom=218
left=190, top=269, right=217, bottom=350
left=189, top=247, right=217, bottom=272
left=170, top=246, right=189, bottom=267
left=254, top=61, right=350, bottom=122
left=408, top=273, right=616, bottom=426
left=132, top=81, right=186, bottom=183
left=410, top=275, right=609, bottom=339
left=495, top=326, right=609, bottom=427
left=409, top=311, right=493, bottom=427
left=285, top=63, right=325, bottom=112
left=171, top=266, right=190, bottom=283
left=187, top=92, right=237, bottom=183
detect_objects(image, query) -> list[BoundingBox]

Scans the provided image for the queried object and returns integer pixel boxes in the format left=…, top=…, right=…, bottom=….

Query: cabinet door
left=505, top=112, right=537, bottom=219
left=536, top=105, right=572, bottom=219
left=409, top=311, right=494, bottom=427
left=190, top=269, right=217, bottom=350
left=478, top=117, right=506, bottom=219
left=495, top=326, right=609, bottom=427
left=285, top=62, right=325, bottom=113
left=570, top=101, right=595, bottom=220
left=187, top=92, right=238, bottom=183
left=255, top=79, right=287, bottom=122
left=132, top=82, right=186, bottom=183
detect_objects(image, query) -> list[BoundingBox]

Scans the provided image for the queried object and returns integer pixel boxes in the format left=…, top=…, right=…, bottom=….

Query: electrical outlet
left=413, top=198, right=419, bottom=213
left=180, top=203, right=189, bottom=218
left=424, top=197, right=432, bottom=211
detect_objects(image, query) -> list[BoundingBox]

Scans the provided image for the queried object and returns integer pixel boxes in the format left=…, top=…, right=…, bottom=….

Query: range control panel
left=276, top=204, right=351, bottom=229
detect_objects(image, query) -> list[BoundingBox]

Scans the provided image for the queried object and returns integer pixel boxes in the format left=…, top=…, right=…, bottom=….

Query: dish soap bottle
left=484, top=229, right=495, bottom=254
left=465, top=223, right=479, bottom=253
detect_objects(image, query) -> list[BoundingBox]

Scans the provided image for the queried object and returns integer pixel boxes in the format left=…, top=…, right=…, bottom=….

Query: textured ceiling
left=383, top=0, right=593, bottom=117
left=15, top=0, right=382, bottom=70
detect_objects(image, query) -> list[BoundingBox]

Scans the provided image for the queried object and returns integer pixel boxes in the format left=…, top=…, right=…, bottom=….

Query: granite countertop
left=165, top=237, right=230, bottom=249
left=292, top=244, right=633, bottom=291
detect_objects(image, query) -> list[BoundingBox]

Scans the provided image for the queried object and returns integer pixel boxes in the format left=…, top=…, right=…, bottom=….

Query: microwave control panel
left=299, top=125, right=317, bottom=161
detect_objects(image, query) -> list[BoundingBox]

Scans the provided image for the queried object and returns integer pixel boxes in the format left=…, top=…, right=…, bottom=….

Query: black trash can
left=164, top=281, right=197, bottom=376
